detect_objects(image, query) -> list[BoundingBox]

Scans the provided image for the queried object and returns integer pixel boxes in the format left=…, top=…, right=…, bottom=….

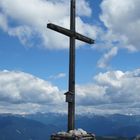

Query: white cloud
left=0, top=70, right=67, bottom=114
left=0, top=70, right=63, bottom=105
left=0, top=69, right=140, bottom=115
left=97, top=47, right=118, bottom=68
left=9, top=26, right=33, bottom=46
left=0, top=0, right=96, bottom=49
left=100, top=0, right=140, bottom=52
left=76, top=84, right=107, bottom=105
left=76, top=0, right=92, bottom=17
left=48, top=73, right=66, bottom=80
left=76, top=69, right=140, bottom=115
left=94, top=0, right=140, bottom=68
left=94, top=70, right=124, bottom=88
left=95, top=69, right=140, bottom=104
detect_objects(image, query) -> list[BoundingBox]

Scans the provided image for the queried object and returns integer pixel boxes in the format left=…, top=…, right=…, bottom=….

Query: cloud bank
left=76, top=69, right=140, bottom=114
left=0, top=70, right=63, bottom=104
left=0, top=69, right=140, bottom=115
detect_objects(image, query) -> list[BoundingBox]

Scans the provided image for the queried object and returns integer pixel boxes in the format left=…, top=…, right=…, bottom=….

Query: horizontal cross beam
left=47, top=23, right=94, bottom=44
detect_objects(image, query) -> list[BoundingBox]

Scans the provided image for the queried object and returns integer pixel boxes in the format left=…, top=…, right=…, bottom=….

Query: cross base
left=50, top=133, right=96, bottom=140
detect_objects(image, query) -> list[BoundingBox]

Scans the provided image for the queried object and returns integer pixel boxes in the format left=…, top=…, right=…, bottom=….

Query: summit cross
left=47, top=0, right=94, bottom=132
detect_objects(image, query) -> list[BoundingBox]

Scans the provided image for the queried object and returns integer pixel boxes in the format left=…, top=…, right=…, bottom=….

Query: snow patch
left=58, top=128, right=88, bottom=136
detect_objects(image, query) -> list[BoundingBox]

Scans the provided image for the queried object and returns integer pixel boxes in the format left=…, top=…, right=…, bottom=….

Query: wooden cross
left=47, top=0, right=94, bottom=132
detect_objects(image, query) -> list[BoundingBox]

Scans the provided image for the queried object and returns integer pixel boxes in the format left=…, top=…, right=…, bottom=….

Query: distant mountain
left=0, top=113, right=140, bottom=140
left=76, top=114, right=140, bottom=137
left=0, top=114, right=58, bottom=140
left=26, top=113, right=140, bottom=138
left=26, top=112, right=67, bottom=130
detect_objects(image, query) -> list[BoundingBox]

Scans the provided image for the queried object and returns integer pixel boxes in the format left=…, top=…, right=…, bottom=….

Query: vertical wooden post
left=68, top=0, right=75, bottom=131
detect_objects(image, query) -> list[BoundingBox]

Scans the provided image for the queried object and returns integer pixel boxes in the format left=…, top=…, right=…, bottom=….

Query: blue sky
left=0, top=0, right=140, bottom=115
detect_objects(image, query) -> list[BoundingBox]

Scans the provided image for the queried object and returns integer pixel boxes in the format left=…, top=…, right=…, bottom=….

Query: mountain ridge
left=0, top=113, right=140, bottom=139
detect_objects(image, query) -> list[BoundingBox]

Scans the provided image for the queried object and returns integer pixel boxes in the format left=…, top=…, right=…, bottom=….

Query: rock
left=57, top=131, right=68, bottom=135
left=78, top=128, right=87, bottom=135
left=69, top=128, right=88, bottom=136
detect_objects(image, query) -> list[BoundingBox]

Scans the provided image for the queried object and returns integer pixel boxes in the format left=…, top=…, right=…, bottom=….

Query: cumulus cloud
left=94, top=70, right=124, bottom=87
left=0, top=0, right=97, bottom=49
left=0, top=70, right=64, bottom=105
left=0, top=69, right=140, bottom=115
left=100, top=0, right=140, bottom=52
left=94, top=0, right=140, bottom=68
left=76, top=84, right=107, bottom=105
left=76, top=69, right=140, bottom=115
left=0, top=70, right=67, bottom=114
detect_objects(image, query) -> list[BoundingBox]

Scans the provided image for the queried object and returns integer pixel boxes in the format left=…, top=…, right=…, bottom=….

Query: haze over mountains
left=0, top=113, right=140, bottom=140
